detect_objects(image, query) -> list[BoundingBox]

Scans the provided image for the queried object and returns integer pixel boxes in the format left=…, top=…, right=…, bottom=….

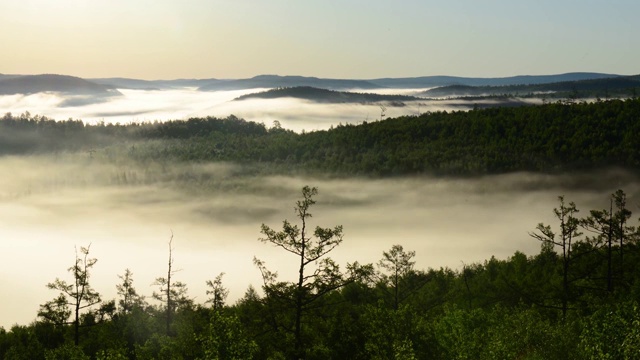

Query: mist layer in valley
left=1, top=153, right=638, bottom=329
left=0, top=87, right=540, bottom=133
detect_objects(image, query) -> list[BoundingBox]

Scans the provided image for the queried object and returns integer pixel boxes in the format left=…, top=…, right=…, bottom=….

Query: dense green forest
left=2, top=99, right=640, bottom=358
left=2, top=97, right=640, bottom=177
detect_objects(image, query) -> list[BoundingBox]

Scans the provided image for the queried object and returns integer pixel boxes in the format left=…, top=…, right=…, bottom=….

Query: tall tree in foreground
left=199, top=273, right=258, bottom=359
left=152, top=232, right=191, bottom=336
left=580, top=189, right=635, bottom=293
left=530, top=196, right=581, bottom=319
left=611, top=189, right=635, bottom=287
left=255, top=185, right=371, bottom=359
left=38, top=244, right=101, bottom=346
left=205, top=272, right=229, bottom=310
left=116, top=268, right=146, bottom=314
left=377, top=244, right=417, bottom=310
left=581, top=194, right=616, bottom=292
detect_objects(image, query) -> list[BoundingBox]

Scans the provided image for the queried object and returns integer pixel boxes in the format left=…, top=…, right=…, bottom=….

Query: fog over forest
left=0, top=85, right=638, bottom=331
left=0, top=151, right=638, bottom=328
left=0, top=87, right=528, bottom=132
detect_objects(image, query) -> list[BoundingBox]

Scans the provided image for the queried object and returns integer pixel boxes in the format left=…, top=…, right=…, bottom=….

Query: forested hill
left=2, top=98, right=640, bottom=176
left=422, top=75, right=640, bottom=99
left=233, top=86, right=422, bottom=104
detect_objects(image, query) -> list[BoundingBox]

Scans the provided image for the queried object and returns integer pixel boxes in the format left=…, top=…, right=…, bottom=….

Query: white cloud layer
left=0, top=87, right=487, bottom=132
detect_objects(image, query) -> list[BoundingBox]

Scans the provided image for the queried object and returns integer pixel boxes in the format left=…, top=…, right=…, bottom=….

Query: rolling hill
left=234, top=86, right=423, bottom=105
left=0, top=74, right=122, bottom=97
left=198, top=75, right=380, bottom=91
left=421, top=75, right=640, bottom=98
left=369, top=72, right=620, bottom=88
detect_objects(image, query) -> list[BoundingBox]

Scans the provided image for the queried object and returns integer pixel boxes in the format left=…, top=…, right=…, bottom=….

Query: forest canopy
left=2, top=98, right=640, bottom=177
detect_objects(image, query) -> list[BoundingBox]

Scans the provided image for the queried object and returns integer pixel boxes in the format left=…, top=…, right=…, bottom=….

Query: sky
left=1, top=0, right=639, bottom=80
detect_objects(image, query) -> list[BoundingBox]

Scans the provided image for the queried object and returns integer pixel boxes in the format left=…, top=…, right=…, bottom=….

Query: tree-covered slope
left=2, top=98, right=640, bottom=176
left=234, top=86, right=422, bottom=104
left=422, top=75, right=640, bottom=99
left=128, top=98, right=640, bottom=175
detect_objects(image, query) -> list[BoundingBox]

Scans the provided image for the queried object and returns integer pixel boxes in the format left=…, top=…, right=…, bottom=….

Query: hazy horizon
left=2, top=1, right=639, bottom=79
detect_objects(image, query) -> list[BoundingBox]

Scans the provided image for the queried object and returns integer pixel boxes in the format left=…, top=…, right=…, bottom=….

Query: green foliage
left=4, top=98, right=640, bottom=177
left=135, top=333, right=181, bottom=360
left=434, top=305, right=579, bottom=360
left=434, top=306, right=490, bottom=359
left=578, top=301, right=640, bottom=359
left=1, top=325, right=46, bottom=360
left=44, top=343, right=89, bottom=360
left=482, top=307, right=577, bottom=360
left=197, top=310, right=258, bottom=360
left=362, top=303, right=430, bottom=359
left=95, top=347, right=129, bottom=360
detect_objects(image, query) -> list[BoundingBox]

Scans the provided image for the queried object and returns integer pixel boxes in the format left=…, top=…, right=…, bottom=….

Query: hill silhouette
left=0, top=74, right=122, bottom=97
left=421, top=75, right=640, bottom=98
left=199, top=75, right=380, bottom=91
left=234, top=86, right=422, bottom=104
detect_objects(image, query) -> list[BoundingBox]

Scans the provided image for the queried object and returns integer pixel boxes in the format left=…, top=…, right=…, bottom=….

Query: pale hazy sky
left=1, top=0, right=638, bottom=80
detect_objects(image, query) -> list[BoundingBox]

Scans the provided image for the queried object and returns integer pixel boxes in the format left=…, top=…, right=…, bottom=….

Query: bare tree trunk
left=74, top=301, right=80, bottom=346
left=294, top=210, right=307, bottom=359
left=166, top=233, right=173, bottom=336
left=607, top=199, right=613, bottom=293
left=394, top=267, right=399, bottom=311
left=562, top=240, right=568, bottom=320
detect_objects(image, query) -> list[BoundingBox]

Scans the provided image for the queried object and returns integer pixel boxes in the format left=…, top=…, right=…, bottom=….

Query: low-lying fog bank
left=0, top=155, right=638, bottom=328
left=0, top=88, right=540, bottom=132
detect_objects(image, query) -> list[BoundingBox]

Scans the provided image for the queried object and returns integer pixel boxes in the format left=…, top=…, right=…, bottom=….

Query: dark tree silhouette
left=255, top=186, right=372, bottom=359
left=39, top=244, right=101, bottom=345
left=530, top=196, right=581, bottom=319
left=152, top=232, right=191, bottom=336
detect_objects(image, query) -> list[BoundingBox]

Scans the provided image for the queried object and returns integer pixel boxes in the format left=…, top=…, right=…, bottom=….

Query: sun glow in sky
left=1, top=0, right=639, bottom=79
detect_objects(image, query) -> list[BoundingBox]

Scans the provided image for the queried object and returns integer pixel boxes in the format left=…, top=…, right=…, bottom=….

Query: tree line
left=2, top=98, right=640, bottom=176
left=1, top=186, right=639, bottom=359
left=421, top=75, right=640, bottom=99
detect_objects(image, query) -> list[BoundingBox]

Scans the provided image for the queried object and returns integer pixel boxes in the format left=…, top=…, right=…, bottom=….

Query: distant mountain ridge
left=198, top=73, right=623, bottom=91
left=0, top=74, right=121, bottom=97
left=369, top=72, right=620, bottom=88
left=197, top=75, right=381, bottom=91
left=90, top=77, right=219, bottom=90
left=88, top=73, right=627, bottom=91
left=0, top=72, right=632, bottom=97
